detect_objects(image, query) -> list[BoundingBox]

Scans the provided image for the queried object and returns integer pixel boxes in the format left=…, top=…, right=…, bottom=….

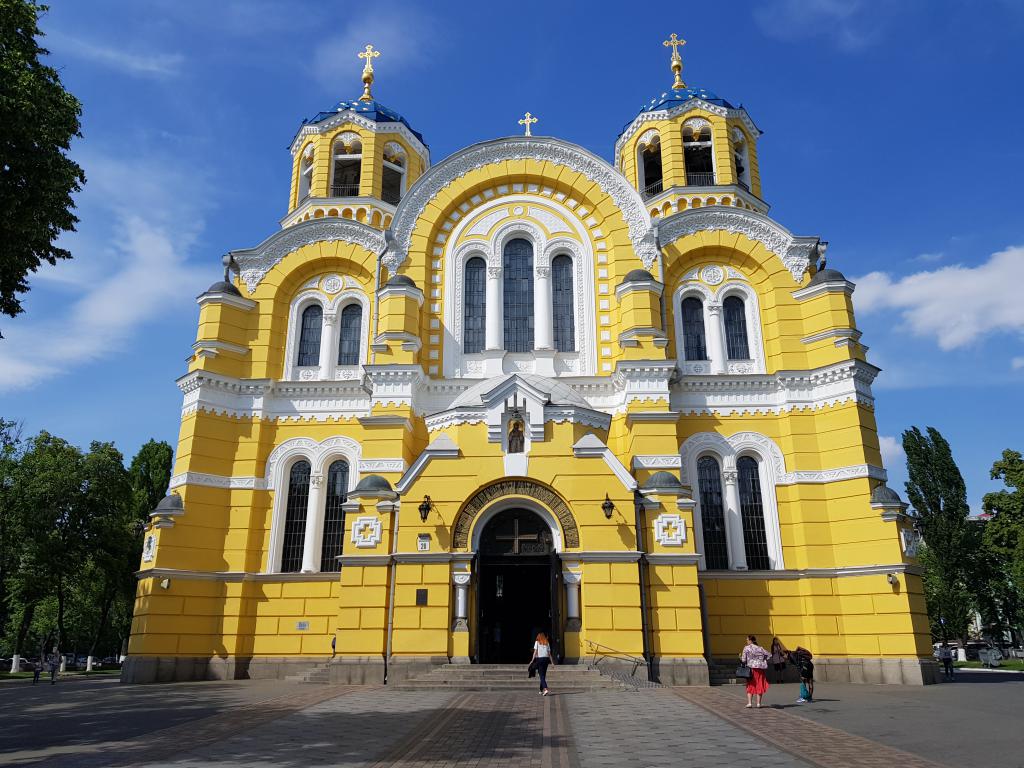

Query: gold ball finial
left=357, top=44, right=380, bottom=102
left=663, top=33, right=687, bottom=90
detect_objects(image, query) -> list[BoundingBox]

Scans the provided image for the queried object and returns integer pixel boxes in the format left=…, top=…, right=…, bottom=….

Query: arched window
left=683, top=119, right=715, bottom=186
left=723, top=295, right=750, bottom=360
left=681, top=297, right=708, bottom=361
left=280, top=460, right=311, bottom=572
left=298, top=150, right=314, bottom=201
left=337, top=303, right=362, bottom=366
left=638, top=132, right=663, bottom=199
left=320, top=459, right=349, bottom=572
left=331, top=137, right=361, bottom=197
left=381, top=142, right=406, bottom=205
left=738, top=456, right=770, bottom=569
left=464, top=257, right=486, bottom=354
left=297, top=304, right=323, bottom=367
left=732, top=128, right=751, bottom=191
left=503, top=238, right=534, bottom=352
left=551, top=254, right=575, bottom=352
left=697, top=456, right=729, bottom=569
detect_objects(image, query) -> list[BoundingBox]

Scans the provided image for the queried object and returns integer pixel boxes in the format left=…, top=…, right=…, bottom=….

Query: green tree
left=981, top=449, right=1024, bottom=644
left=902, top=426, right=976, bottom=642
left=0, top=0, right=86, bottom=330
left=0, top=419, right=23, bottom=644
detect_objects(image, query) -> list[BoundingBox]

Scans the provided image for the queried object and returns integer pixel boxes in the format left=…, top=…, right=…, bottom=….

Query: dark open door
left=549, top=550, right=563, bottom=662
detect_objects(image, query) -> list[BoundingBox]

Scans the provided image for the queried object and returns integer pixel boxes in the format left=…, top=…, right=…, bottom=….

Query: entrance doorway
left=477, top=509, right=560, bottom=663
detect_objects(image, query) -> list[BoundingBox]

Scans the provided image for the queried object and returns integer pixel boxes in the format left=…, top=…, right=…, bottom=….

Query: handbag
left=735, top=664, right=752, bottom=679
left=528, top=660, right=537, bottom=678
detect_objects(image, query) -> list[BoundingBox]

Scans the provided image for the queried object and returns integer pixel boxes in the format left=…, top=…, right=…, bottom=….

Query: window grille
left=297, top=305, right=323, bottom=366
left=281, top=460, right=311, bottom=572
left=723, top=296, right=750, bottom=360
left=697, top=456, right=729, bottom=569
left=464, top=257, right=486, bottom=353
left=381, top=165, right=403, bottom=205
left=681, top=297, right=708, bottom=360
left=503, top=238, right=534, bottom=352
left=738, top=456, right=771, bottom=570
left=552, top=255, right=575, bottom=352
left=320, top=460, right=349, bottom=572
left=337, top=304, right=362, bottom=365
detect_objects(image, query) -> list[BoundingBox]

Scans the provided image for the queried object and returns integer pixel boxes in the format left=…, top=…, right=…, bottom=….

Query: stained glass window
left=697, top=456, right=729, bottom=569
left=724, top=296, right=750, bottom=360
left=464, top=257, right=486, bottom=353
left=738, top=456, right=771, bottom=570
left=552, top=255, right=575, bottom=352
left=503, top=238, right=534, bottom=352
left=297, top=305, right=322, bottom=367
left=280, top=460, right=310, bottom=572
left=681, top=297, right=708, bottom=361
left=338, top=303, right=362, bottom=365
left=320, top=460, right=349, bottom=572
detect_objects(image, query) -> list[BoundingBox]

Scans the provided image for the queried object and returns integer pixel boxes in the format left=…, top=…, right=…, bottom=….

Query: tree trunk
left=87, top=585, right=115, bottom=673
left=56, top=576, right=67, bottom=653
left=11, top=602, right=36, bottom=673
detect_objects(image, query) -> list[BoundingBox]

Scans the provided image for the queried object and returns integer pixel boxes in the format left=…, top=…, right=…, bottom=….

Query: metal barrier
left=585, top=639, right=646, bottom=677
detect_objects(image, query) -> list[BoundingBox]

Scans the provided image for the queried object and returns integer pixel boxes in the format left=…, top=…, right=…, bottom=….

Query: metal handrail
left=686, top=172, right=716, bottom=186
left=585, top=639, right=645, bottom=676
left=642, top=179, right=664, bottom=199
left=331, top=183, right=360, bottom=197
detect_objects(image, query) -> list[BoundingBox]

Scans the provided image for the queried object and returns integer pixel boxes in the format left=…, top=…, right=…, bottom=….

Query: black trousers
left=536, top=658, right=550, bottom=691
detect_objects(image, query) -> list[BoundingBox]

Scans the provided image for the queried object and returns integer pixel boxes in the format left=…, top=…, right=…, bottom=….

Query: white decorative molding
left=659, top=208, right=823, bottom=283
left=388, top=137, right=655, bottom=272
left=901, top=528, right=922, bottom=558
left=801, top=328, right=862, bottom=347
left=572, top=433, right=638, bottom=492
left=196, top=290, right=257, bottom=311
left=792, top=278, right=856, bottom=301
left=673, top=278, right=766, bottom=376
left=699, top=562, right=923, bottom=580
left=168, top=472, right=267, bottom=491
left=396, top=433, right=460, bottom=494
left=231, top=219, right=385, bottom=293
left=322, top=274, right=343, bottom=294
left=360, top=458, right=407, bottom=474
left=700, top=265, right=724, bottom=285
left=265, top=435, right=362, bottom=490
left=351, top=516, right=383, bottom=548
left=142, top=534, right=157, bottom=563
left=466, top=208, right=510, bottom=237
left=654, top=513, right=687, bottom=546
left=632, top=455, right=682, bottom=471
left=528, top=205, right=571, bottom=234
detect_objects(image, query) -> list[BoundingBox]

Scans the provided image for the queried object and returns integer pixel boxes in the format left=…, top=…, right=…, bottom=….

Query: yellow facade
left=125, top=51, right=935, bottom=686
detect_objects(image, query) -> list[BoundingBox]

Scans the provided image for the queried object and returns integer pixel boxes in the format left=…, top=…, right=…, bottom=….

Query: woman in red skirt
left=740, top=634, right=770, bottom=708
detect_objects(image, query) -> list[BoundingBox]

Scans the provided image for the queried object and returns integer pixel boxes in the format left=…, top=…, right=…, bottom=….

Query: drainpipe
left=383, top=497, right=400, bottom=684
left=634, top=489, right=653, bottom=681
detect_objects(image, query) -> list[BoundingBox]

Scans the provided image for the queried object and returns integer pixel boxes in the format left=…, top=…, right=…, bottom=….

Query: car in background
left=964, top=641, right=1003, bottom=661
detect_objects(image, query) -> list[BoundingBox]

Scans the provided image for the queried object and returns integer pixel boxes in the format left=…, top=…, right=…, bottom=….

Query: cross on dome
left=518, top=112, right=538, bottom=136
left=358, top=44, right=381, bottom=102
left=662, top=33, right=687, bottom=90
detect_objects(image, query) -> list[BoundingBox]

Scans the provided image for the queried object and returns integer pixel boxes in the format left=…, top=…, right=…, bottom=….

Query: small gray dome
left=386, top=275, right=417, bottom=288
left=353, top=475, right=394, bottom=493
left=643, top=471, right=682, bottom=489
left=808, top=268, right=846, bottom=285
left=622, top=269, right=655, bottom=283
left=205, top=280, right=242, bottom=296
left=152, top=493, right=184, bottom=514
left=871, top=484, right=902, bottom=504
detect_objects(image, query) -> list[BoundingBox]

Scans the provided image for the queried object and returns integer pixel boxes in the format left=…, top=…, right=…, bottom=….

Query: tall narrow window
left=280, top=460, right=311, bottom=572
left=331, top=137, right=361, bottom=196
left=464, top=257, right=486, bottom=353
left=683, top=119, right=715, bottom=186
left=551, top=254, right=575, bottom=352
left=697, top=456, right=729, bottom=569
left=320, top=460, right=349, bottom=572
left=337, top=304, right=362, bottom=366
left=738, top=456, right=771, bottom=570
left=638, top=133, right=663, bottom=199
left=297, top=304, right=323, bottom=367
left=732, top=128, right=751, bottom=191
left=723, top=296, right=750, bottom=360
left=681, top=297, right=708, bottom=361
left=503, top=238, right=534, bottom=352
left=298, top=150, right=314, bottom=201
left=381, top=143, right=406, bottom=205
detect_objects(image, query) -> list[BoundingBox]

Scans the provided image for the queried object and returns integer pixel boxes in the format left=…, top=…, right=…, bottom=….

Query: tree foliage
left=0, top=0, right=86, bottom=327
left=981, top=450, right=1024, bottom=643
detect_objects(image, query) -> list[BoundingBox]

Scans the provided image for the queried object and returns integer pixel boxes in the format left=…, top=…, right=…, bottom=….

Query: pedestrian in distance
left=331, top=634, right=337, bottom=658
left=769, top=637, right=787, bottom=684
left=789, top=647, right=815, bottom=703
left=938, top=643, right=954, bottom=680
left=48, top=652, right=60, bottom=684
left=530, top=631, right=552, bottom=696
left=32, top=660, right=41, bottom=685
left=740, top=635, right=770, bottom=708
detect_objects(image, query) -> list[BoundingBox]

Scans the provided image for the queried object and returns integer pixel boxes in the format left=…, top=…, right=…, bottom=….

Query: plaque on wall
left=415, top=589, right=428, bottom=606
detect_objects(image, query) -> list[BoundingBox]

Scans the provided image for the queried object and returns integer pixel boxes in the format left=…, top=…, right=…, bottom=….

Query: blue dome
left=640, top=86, right=735, bottom=114
left=304, top=99, right=425, bottom=144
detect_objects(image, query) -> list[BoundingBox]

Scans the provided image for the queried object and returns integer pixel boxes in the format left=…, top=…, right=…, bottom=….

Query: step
left=391, top=681, right=624, bottom=691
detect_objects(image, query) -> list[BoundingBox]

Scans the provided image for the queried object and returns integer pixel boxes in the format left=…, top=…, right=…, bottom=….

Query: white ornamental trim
left=168, top=472, right=267, bottom=491
left=360, top=458, right=407, bottom=473
left=351, top=516, right=383, bottom=548
left=632, top=455, right=682, bottom=471
left=230, top=219, right=386, bottom=293
left=654, top=513, right=687, bottom=546
left=658, top=208, right=822, bottom=283
left=388, top=137, right=656, bottom=272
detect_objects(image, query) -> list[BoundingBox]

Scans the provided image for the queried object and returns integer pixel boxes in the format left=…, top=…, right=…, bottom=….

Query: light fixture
left=159, top=578, right=171, bottom=590
left=418, top=495, right=433, bottom=523
left=886, top=572, right=898, bottom=586
left=602, top=494, right=615, bottom=519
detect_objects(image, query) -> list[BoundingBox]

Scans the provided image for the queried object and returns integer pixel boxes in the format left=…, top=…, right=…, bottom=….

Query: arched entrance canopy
left=453, top=478, right=580, bottom=550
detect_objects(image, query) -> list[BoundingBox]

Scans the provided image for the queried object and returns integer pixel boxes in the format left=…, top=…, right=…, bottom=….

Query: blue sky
left=1, top=0, right=1021, bottom=513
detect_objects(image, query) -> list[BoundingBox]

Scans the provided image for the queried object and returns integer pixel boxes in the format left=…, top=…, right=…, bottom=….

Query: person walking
left=740, top=635, right=770, bottom=708
left=530, top=632, right=552, bottom=696
left=32, top=660, right=42, bottom=685
left=938, top=643, right=954, bottom=681
left=769, top=637, right=786, bottom=684
left=48, top=652, right=60, bottom=684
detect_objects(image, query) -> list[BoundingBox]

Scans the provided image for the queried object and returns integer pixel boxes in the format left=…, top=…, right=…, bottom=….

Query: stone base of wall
left=710, top=656, right=939, bottom=686
left=121, top=655, right=338, bottom=684
left=384, top=655, right=451, bottom=683
left=650, top=656, right=710, bottom=685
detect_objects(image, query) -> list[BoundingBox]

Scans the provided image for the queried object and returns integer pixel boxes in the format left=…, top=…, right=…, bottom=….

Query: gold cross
left=663, top=33, right=687, bottom=90
left=518, top=112, right=538, bottom=136
left=358, top=44, right=380, bottom=102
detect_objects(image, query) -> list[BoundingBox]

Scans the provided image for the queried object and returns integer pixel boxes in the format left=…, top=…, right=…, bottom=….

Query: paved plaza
left=1, top=670, right=1021, bottom=767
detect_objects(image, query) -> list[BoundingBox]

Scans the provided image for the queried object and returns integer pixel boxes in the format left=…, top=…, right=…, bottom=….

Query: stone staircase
left=708, top=660, right=746, bottom=686
left=390, top=663, right=630, bottom=692
left=285, top=659, right=333, bottom=684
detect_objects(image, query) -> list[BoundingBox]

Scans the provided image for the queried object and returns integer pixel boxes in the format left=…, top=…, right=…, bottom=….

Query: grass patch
left=955, top=659, right=1024, bottom=671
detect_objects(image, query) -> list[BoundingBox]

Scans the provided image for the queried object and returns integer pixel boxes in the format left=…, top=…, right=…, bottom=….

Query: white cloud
left=913, top=252, right=944, bottom=264
left=878, top=435, right=906, bottom=469
left=1012, top=356, right=1024, bottom=370
left=47, top=32, right=184, bottom=78
left=853, top=245, right=1024, bottom=350
left=753, top=0, right=884, bottom=51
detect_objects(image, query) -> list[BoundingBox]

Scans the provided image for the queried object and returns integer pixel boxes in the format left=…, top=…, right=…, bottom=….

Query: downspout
left=383, top=496, right=400, bottom=683
left=634, top=488, right=653, bottom=681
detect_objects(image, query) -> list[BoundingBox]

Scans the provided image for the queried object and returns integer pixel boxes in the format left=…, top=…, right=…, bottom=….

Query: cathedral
left=124, top=37, right=936, bottom=686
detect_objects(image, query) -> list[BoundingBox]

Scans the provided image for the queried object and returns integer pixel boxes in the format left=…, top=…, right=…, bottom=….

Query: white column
left=452, top=572, right=471, bottom=631
left=706, top=302, right=727, bottom=374
left=300, top=473, right=325, bottom=573
left=318, top=314, right=337, bottom=381
left=722, top=468, right=748, bottom=570
left=563, top=571, right=582, bottom=631
left=485, top=266, right=503, bottom=351
left=534, top=265, right=553, bottom=350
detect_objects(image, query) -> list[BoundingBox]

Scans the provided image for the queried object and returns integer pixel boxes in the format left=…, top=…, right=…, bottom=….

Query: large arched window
left=331, top=136, right=362, bottom=197
left=464, top=257, right=486, bottom=354
left=723, top=295, right=750, bottom=360
left=638, top=132, right=664, bottom=199
left=697, top=456, right=729, bottom=569
left=738, top=456, right=771, bottom=570
left=381, top=142, right=406, bottom=205
left=280, top=460, right=311, bottom=572
left=503, top=238, right=534, bottom=352
left=681, top=297, right=708, bottom=361
left=337, top=303, right=362, bottom=366
left=552, top=254, right=575, bottom=352
left=297, top=304, right=323, bottom=367
left=320, top=459, right=349, bottom=572
left=683, top=119, right=715, bottom=186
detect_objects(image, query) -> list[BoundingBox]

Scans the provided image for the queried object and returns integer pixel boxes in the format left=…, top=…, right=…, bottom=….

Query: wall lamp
left=602, top=494, right=615, bottom=519
left=886, top=572, right=898, bottom=586
left=418, top=495, right=434, bottom=523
